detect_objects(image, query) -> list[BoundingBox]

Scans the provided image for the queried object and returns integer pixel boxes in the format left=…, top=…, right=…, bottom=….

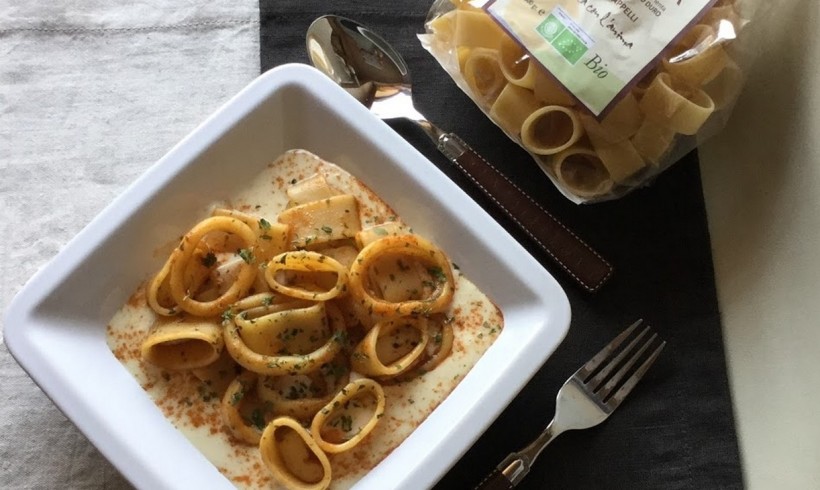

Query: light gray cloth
left=0, top=1, right=259, bottom=488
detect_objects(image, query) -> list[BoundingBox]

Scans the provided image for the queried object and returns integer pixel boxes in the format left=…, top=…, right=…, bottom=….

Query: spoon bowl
left=307, top=15, right=426, bottom=122
left=306, top=15, right=613, bottom=293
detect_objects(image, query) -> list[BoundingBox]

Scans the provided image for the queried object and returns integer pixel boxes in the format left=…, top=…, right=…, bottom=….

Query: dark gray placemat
left=260, top=2, right=743, bottom=488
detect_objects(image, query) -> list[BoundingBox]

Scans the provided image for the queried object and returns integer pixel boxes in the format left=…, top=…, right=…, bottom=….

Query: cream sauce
left=106, top=149, right=503, bottom=489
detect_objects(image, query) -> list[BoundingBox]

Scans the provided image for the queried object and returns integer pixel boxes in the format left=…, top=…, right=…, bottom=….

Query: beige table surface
left=1, top=1, right=818, bottom=489
left=700, top=0, right=820, bottom=487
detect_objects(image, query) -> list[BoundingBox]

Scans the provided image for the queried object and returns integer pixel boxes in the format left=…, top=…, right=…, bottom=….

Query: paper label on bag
left=485, top=0, right=715, bottom=116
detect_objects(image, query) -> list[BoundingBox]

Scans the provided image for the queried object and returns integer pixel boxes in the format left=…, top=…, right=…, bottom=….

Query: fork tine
left=586, top=325, right=650, bottom=390
left=576, top=319, right=642, bottom=381
left=596, top=331, right=657, bottom=400
left=605, top=339, right=666, bottom=410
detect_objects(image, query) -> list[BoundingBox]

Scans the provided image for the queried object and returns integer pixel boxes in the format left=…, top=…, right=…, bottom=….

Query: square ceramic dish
left=3, top=64, right=571, bottom=490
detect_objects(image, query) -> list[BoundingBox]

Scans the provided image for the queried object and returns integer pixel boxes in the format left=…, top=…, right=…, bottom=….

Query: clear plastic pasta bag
left=420, top=0, right=761, bottom=203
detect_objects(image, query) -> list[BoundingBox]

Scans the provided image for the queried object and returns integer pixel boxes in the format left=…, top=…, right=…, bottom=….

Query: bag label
left=486, top=0, right=715, bottom=116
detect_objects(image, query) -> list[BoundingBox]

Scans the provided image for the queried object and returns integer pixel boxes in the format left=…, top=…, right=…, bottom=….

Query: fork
left=475, top=319, right=666, bottom=490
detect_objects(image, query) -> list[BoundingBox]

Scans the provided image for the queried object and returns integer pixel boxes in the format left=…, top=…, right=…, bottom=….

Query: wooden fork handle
left=436, top=133, right=613, bottom=292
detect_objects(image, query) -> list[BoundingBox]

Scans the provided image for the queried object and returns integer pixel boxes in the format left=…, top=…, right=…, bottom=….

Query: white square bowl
left=3, top=64, right=570, bottom=490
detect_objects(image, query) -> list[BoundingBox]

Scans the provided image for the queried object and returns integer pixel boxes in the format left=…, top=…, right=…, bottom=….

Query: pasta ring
left=212, top=208, right=290, bottom=262
left=348, top=234, right=455, bottom=319
left=265, top=251, right=349, bottom=302
left=351, top=316, right=430, bottom=378
left=260, top=416, right=332, bottom=490
left=393, top=316, right=455, bottom=382
left=550, top=146, right=615, bottom=198
left=702, top=57, right=744, bottom=111
left=662, top=25, right=729, bottom=87
left=310, top=378, right=386, bottom=454
left=463, top=47, right=506, bottom=108
left=489, top=83, right=543, bottom=137
left=256, top=355, right=350, bottom=421
left=498, top=35, right=535, bottom=88
left=532, top=66, right=575, bottom=106
left=583, top=93, right=643, bottom=144
left=140, top=317, right=223, bottom=370
left=146, top=257, right=177, bottom=316
left=168, top=216, right=258, bottom=317
left=221, top=371, right=264, bottom=445
left=638, top=72, right=715, bottom=135
left=223, top=301, right=346, bottom=376
left=631, top=119, right=677, bottom=165
left=453, top=9, right=504, bottom=50
left=521, top=106, right=584, bottom=155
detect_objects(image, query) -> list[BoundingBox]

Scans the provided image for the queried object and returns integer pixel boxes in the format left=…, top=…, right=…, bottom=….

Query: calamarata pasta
left=421, top=0, right=759, bottom=202
left=106, top=150, right=504, bottom=489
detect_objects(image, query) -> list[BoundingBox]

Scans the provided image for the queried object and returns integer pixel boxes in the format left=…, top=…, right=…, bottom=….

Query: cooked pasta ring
left=260, top=416, right=332, bottom=490
left=256, top=355, right=350, bottom=421
left=265, top=251, right=349, bottom=302
left=212, top=208, right=289, bottom=262
left=223, top=301, right=345, bottom=377
left=310, top=378, right=386, bottom=454
left=140, top=317, right=224, bottom=370
left=147, top=242, right=215, bottom=317
left=146, top=257, right=177, bottom=316
left=394, top=316, right=455, bottom=382
left=168, top=216, right=258, bottom=317
left=221, top=371, right=264, bottom=445
left=351, top=316, right=430, bottom=378
left=521, top=105, right=584, bottom=155
left=348, top=234, right=455, bottom=318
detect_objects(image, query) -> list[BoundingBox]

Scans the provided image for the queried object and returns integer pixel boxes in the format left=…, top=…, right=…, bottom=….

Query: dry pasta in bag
left=420, top=0, right=761, bottom=203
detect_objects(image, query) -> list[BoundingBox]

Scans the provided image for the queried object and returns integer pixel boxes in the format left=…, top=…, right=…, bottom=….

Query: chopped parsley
left=237, top=248, right=254, bottom=264
left=230, top=389, right=244, bottom=406
left=427, top=266, right=447, bottom=283
left=221, top=308, right=235, bottom=322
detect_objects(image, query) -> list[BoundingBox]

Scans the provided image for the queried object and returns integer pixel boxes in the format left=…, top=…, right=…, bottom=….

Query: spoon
left=306, top=15, right=613, bottom=293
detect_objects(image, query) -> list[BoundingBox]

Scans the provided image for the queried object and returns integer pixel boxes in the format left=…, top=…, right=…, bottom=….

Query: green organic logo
left=536, top=14, right=589, bottom=65
left=537, top=14, right=564, bottom=42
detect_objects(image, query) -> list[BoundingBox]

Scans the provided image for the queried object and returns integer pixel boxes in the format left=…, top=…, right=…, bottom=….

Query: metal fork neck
left=497, top=421, right=561, bottom=486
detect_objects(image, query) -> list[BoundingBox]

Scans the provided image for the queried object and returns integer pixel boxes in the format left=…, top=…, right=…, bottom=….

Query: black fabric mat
left=260, top=2, right=743, bottom=488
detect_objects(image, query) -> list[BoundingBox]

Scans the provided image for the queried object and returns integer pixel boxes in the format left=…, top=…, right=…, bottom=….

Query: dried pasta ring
left=550, top=146, right=614, bottom=198
left=521, top=105, right=584, bottom=156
